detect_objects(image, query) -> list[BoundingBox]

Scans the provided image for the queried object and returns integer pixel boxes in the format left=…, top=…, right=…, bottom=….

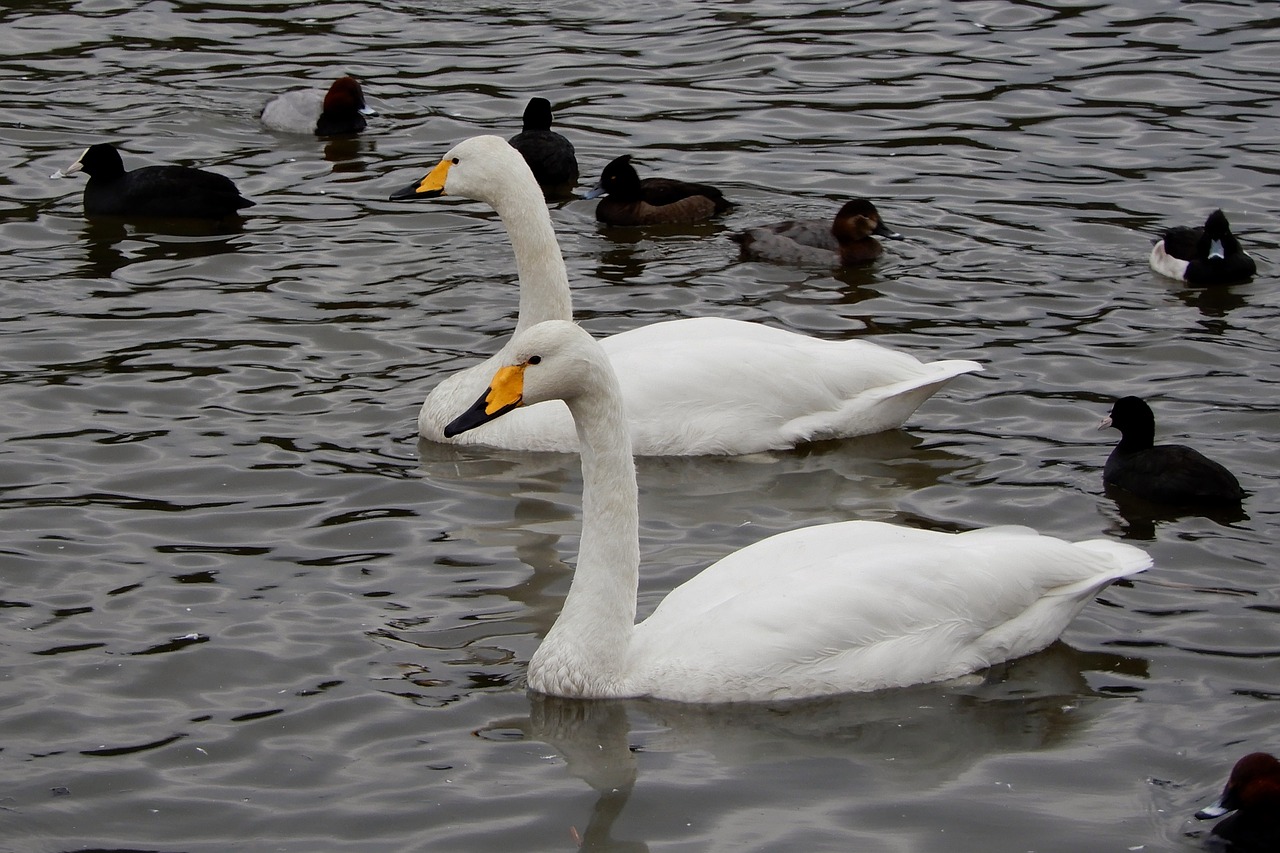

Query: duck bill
left=1097, top=415, right=1113, bottom=431
left=874, top=220, right=903, bottom=240
left=1208, top=238, right=1225, bottom=260
left=388, top=157, right=451, bottom=201
left=444, top=364, right=526, bottom=437
left=583, top=183, right=606, bottom=200
left=1195, top=795, right=1230, bottom=820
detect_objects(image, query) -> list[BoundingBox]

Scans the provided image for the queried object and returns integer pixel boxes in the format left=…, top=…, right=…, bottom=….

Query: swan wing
left=603, top=317, right=981, bottom=455
left=630, top=521, right=1149, bottom=701
left=419, top=318, right=977, bottom=454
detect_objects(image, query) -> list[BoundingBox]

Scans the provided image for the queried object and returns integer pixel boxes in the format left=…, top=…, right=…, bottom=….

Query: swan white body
left=395, top=135, right=981, bottom=456
left=446, top=321, right=1153, bottom=703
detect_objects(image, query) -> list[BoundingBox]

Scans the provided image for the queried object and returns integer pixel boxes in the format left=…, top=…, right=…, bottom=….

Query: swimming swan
left=389, top=135, right=981, bottom=455
left=445, top=320, right=1152, bottom=702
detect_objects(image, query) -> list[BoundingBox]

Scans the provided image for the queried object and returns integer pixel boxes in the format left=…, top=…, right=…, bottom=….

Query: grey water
left=2, top=2, right=1278, bottom=851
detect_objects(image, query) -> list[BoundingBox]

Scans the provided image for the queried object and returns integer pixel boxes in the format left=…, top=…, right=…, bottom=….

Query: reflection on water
left=2, top=0, right=1279, bottom=851
left=502, top=643, right=1148, bottom=850
left=1102, top=483, right=1250, bottom=542
left=74, top=217, right=247, bottom=280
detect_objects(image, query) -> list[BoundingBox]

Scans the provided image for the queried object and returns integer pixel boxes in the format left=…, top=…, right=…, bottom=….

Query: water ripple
left=2, top=1, right=1279, bottom=850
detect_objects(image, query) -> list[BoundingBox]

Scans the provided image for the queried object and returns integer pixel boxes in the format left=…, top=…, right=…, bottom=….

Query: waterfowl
left=445, top=320, right=1152, bottom=702
left=261, top=75, right=374, bottom=136
left=584, top=153, right=731, bottom=225
left=1149, top=209, right=1255, bottom=285
left=388, top=135, right=981, bottom=455
left=1098, top=396, right=1244, bottom=507
left=1196, top=752, right=1280, bottom=851
left=507, top=97, right=578, bottom=193
left=731, top=198, right=903, bottom=267
left=54, top=143, right=254, bottom=220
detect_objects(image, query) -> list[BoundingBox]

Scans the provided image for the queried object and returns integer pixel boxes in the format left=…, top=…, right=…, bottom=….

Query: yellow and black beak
left=389, top=157, right=452, bottom=201
left=444, top=364, right=527, bottom=437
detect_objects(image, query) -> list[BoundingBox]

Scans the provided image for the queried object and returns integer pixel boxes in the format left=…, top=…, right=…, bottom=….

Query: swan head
left=388, top=135, right=536, bottom=206
left=445, top=320, right=601, bottom=437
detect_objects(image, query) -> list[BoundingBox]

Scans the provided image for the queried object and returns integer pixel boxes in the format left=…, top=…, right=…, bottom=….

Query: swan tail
left=786, top=358, right=982, bottom=442
left=1068, top=538, right=1153, bottom=580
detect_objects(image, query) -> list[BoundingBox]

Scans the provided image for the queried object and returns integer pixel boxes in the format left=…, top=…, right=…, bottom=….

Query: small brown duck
left=731, top=198, right=903, bottom=267
left=585, top=154, right=730, bottom=226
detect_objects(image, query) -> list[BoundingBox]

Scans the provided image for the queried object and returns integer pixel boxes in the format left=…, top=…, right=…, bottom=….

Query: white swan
left=445, top=320, right=1152, bottom=702
left=390, top=135, right=981, bottom=456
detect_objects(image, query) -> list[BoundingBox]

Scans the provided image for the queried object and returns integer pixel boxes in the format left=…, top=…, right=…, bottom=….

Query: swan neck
left=533, top=370, right=639, bottom=696
left=490, top=182, right=573, bottom=334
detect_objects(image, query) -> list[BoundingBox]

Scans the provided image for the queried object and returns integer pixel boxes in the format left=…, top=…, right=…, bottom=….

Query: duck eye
left=527, top=355, right=542, bottom=365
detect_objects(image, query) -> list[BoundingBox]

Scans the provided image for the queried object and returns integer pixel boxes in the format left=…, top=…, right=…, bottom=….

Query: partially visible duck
left=1149, top=209, right=1255, bottom=285
left=1196, top=752, right=1280, bottom=851
left=585, top=154, right=730, bottom=226
left=507, top=97, right=578, bottom=194
left=731, top=199, right=903, bottom=266
left=261, top=75, right=374, bottom=136
left=1098, top=396, right=1244, bottom=507
left=53, top=143, right=254, bottom=220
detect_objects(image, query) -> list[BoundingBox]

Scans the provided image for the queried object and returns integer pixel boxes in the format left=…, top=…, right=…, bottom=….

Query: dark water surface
left=3, top=2, right=1278, bottom=851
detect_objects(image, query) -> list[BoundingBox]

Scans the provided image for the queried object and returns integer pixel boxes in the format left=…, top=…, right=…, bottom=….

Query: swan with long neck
left=390, top=135, right=982, bottom=456
left=445, top=320, right=1152, bottom=702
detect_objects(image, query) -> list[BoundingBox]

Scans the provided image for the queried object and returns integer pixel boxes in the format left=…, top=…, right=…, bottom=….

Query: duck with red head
left=731, top=198, right=904, bottom=267
left=261, top=75, right=374, bottom=137
left=1196, top=752, right=1280, bottom=851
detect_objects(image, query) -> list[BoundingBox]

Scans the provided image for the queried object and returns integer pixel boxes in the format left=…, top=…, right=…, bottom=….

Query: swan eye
left=528, top=355, right=542, bottom=365
left=451, top=158, right=460, bottom=165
